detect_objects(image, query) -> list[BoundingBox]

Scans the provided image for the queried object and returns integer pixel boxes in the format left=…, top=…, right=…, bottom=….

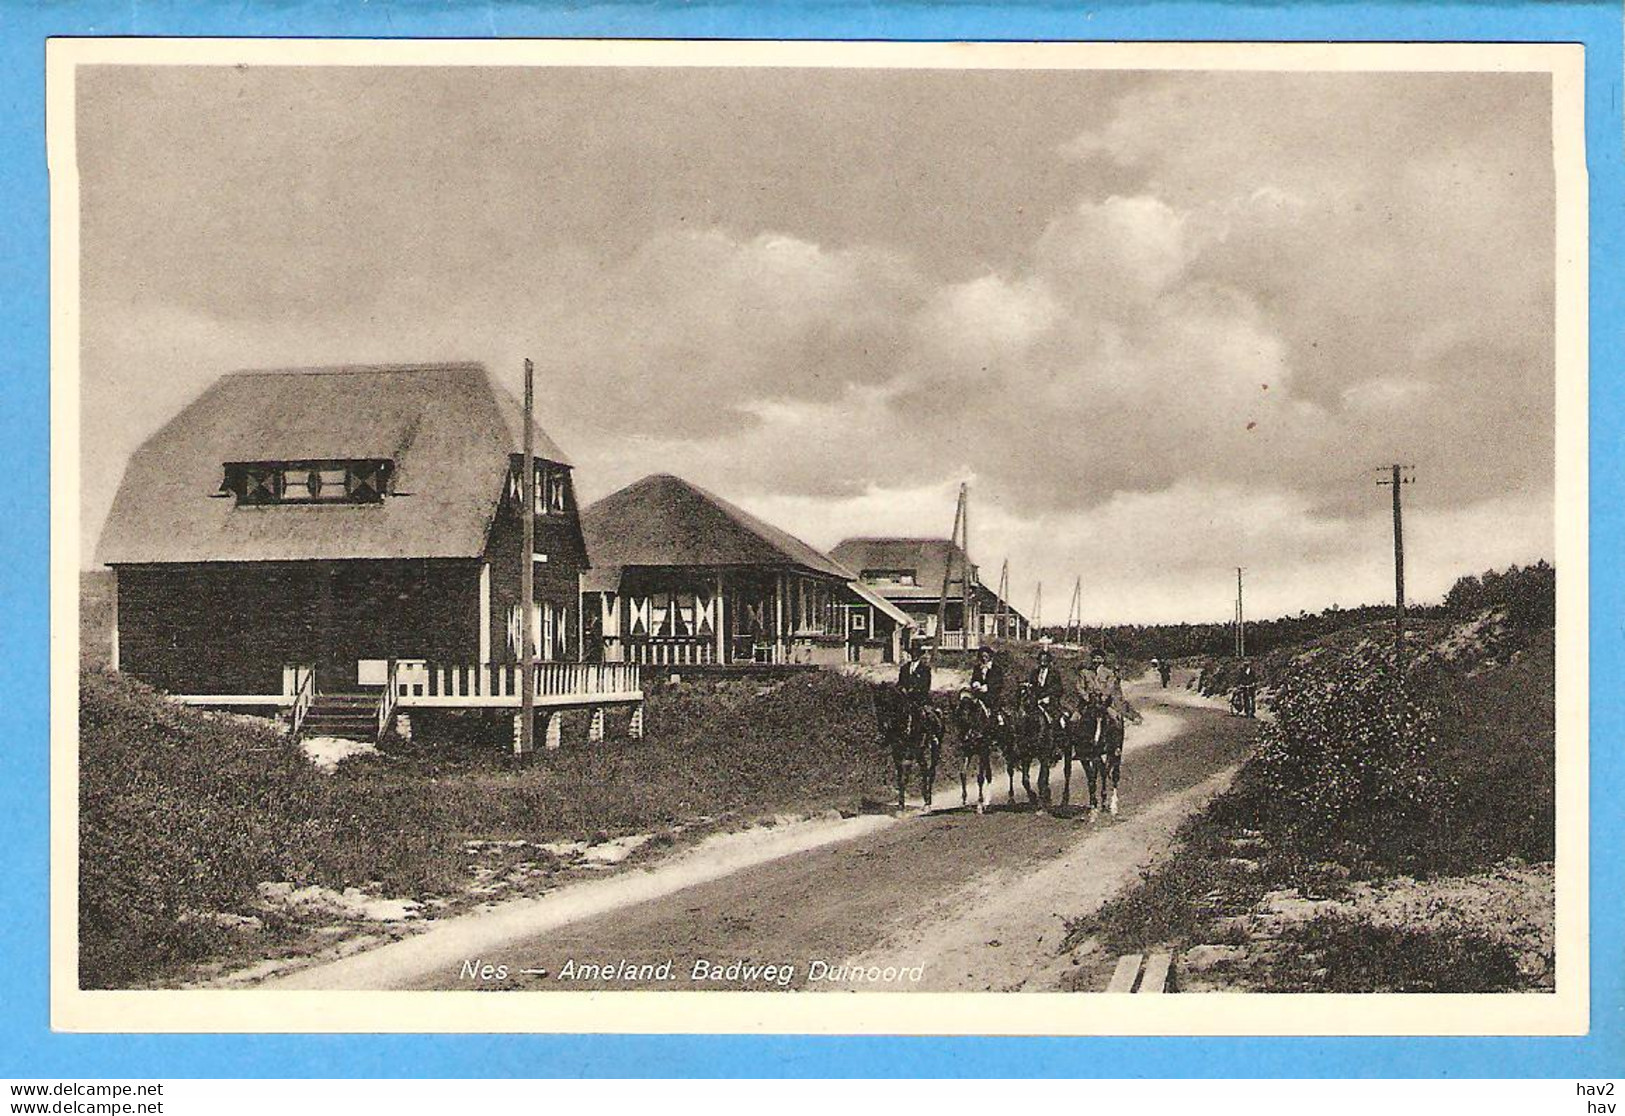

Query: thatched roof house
left=98, top=363, right=588, bottom=702
left=582, top=474, right=910, bottom=667
left=831, top=537, right=1032, bottom=646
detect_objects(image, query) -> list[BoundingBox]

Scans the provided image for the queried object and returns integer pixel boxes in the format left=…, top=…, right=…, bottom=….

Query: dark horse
left=874, top=686, right=943, bottom=812
left=1068, top=695, right=1123, bottom=815
left=1009, top=681, right=1062, bottom=806
left=951, top=688, right=1005, bottom=813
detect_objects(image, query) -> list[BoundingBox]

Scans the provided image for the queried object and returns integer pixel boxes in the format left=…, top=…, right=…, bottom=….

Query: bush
left=80, top=667, right=896, bottom=987
left=1253, top=641, right=1450, bottom=856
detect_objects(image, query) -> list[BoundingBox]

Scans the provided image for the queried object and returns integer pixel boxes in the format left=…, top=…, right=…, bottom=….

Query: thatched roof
left=834, top=536, right=1031, bottom=622
left=581, top=474, right=854, bottom=585
left=97, top=363, right=572, bottom=565
left=829, top=537, right=979, bottom=600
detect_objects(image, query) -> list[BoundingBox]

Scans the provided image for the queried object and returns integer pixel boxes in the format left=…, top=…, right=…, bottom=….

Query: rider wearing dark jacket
left=968, top=646, right=1004, bottom=715
left=1030, top=648, right=1064, bottom=723
left=898, top=644, right=933, bottom=702
left=897, top=643, right=934, bottom=739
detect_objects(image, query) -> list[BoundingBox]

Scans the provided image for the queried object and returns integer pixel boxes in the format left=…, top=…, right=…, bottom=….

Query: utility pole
left=935, top=483, right=967, bottom=648
left=962, top=487, right=974, bottom=649
left=1378, top=465, right=1415, bottom=665
left=1065, top=576, right=1082, bottom=647
left=1032, top=582, right=1043, bottom=637
left=995, top=559, right=1010, bottom=640
left=1235, top=567, right=1246, bottom=658
left=517, top=358, right=536, bottom=759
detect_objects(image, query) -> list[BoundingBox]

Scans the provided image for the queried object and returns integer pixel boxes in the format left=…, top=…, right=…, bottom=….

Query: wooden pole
left=936, top=483, right=966, bottom=647
left=1392, top=464, right=1406, bottom=660
left=1236, top=567, right=1245, bottom=659
left=518, top=358, right=536, bottom=758
left=715, top=571, right=726, bottom=665
left=1378, top=465, right=1413, bottom=668
left=961, top=486, right=973, bottom=647
left=995, top=559, right=1009, bottom=640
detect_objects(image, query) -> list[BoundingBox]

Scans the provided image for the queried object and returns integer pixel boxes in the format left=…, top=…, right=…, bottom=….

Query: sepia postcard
left=48, top=37, right=1588, bottom=1035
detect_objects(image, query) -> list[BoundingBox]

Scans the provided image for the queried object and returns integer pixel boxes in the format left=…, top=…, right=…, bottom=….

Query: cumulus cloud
left=77, top=66, right=1559, bottom=619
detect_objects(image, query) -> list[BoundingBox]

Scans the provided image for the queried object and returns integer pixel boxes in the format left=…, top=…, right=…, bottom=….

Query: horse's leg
left=895, top=752, right=907, bottom=811
left=925, top=734, right=940, bottom=809
left=959, top=746, right=970, bottom=806
left=1061, top=741, right=1073, bottom=806
left=977, top=747, right=989, bottom=813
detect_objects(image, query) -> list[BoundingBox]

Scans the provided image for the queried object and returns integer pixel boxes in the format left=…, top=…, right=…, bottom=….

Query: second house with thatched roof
left=580, top=474, right=913, bottom=668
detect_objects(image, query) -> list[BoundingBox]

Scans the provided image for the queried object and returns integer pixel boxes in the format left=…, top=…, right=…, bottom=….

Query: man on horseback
left=1029, top=647, right=1064, bottom=729
left=1082, top=648, right=1137, bottom=815
left=967, top=645, right=1004, bottom=720
left=897, top=639, right=934, bottom=742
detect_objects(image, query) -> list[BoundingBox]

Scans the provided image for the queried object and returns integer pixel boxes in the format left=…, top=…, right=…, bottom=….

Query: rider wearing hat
left=967, top=645, right=1004, bottom=718
left=1029, top=646, right=1064, bottom=725
left=1083, top=648, right=1127, bottom=721
left=1083, top=648, right=1136, bottom=813
left=897, top=638, right=934, bottom=736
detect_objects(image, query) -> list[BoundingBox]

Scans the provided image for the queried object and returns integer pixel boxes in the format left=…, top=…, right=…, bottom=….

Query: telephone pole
left=962, top=488, right=974, bottom=648
left=517, top=358, right=536, bottom=759
left=995, top=559, right=1010, bottom=640
left=1235, top=567, right=1246, bottom=658
left=1032, top=582, right=1043, bottom=637
left=1065, top=576, right=1082, bottom=647
left=1377, top=465, right=1416, bottom=664
left=936, top=483, right=968, bottom=648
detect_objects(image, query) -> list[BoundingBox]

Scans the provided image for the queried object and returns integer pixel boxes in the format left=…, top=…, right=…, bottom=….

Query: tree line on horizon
left=1040, top=560, right=1555, bottom=662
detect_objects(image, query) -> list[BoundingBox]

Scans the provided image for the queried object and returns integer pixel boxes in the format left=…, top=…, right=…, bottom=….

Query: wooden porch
left=176, top=659, right=645, bottom=748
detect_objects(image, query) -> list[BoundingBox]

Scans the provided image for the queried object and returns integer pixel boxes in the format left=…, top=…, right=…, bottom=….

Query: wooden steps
left=298, top=692, right=378, bottom=740
left=1105, top=950, right=1173, bottom=993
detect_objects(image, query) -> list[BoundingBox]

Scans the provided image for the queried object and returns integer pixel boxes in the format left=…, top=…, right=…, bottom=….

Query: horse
left=1071, top=696, right=1124, bottom=816
left=1051, top=702, right=1095, bottom=807
left=951, top=688, right=1004, bottom=813
left=873, top=685, right=943, bottom=812
left=1010, top=681, right=1062, bottom=806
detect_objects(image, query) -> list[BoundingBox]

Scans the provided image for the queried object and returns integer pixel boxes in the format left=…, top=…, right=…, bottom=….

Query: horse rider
left=1236, top=658, right=1259, bottom=719
left=967, top=645, right=1004, bottom=720
left=1083, top=648, right=1138, bottom=812
left=1030, top=647, right=1064, bottom=726
left=897, top=639, right=934, bottom=739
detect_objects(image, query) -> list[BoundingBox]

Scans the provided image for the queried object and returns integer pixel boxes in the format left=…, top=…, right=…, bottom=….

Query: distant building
left=96, top=363, right=639, bottom=741
left=581, top=475, right=913, bottom=667
left=829, top=537, right=1032, bottom=649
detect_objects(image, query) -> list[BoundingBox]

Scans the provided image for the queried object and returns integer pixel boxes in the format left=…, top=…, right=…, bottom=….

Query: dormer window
left=222, top=460, right=393, bottom=505
left=506, top=458, right=573, bottom=516
left=864, top=568, right=918, bottom=587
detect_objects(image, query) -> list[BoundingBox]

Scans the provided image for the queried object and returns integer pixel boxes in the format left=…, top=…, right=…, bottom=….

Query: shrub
left=1251, top=640, right=1452, bottom=870
left=80, top=667, right=896, bottom=987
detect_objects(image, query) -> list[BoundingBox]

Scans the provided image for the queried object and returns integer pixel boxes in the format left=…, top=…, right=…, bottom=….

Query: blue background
left=2, top=0, right=1619, bottom=1079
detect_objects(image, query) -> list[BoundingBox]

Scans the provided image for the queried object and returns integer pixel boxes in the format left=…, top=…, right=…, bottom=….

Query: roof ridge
left=223, top=362, right=487, bottom=379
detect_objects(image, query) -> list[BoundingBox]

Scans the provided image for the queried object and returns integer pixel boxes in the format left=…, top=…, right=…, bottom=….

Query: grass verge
left=1065, top=627, right=1555, bottom=992
left=80, top=667, right=895, bottom=988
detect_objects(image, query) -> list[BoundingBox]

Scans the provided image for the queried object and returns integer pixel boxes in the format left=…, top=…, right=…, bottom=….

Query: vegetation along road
left=265, top=672, right=1257, bottom=992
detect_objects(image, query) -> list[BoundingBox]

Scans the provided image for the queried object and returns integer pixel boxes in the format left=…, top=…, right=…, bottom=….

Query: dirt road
left=268, top=674, right=1256, bottom=992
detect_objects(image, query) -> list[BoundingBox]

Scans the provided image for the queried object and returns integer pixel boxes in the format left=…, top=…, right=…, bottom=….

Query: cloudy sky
left=76, top=63, right=1556, bottom=623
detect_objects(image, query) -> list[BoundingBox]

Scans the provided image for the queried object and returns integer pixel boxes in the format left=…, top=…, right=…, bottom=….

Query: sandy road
left=267, top=674, right=1255, bottom=992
